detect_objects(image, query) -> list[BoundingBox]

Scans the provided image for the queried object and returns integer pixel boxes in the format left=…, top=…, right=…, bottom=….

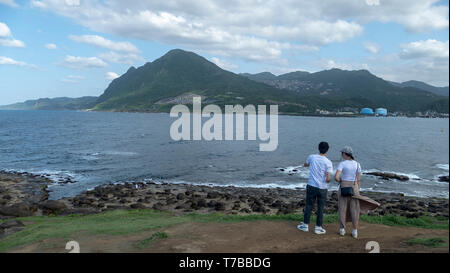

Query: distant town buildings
left=311, top=107, right=447, bottom=118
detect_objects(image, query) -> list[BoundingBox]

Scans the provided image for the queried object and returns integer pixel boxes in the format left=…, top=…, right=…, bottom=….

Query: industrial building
left=375, top=108, right=388, bottom=116
left=360, top=108, right=374, bottom=115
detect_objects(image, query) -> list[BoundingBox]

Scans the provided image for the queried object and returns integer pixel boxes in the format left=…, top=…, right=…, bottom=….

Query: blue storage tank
left=375, top=108, right=387, bottom=116
left=360, top=108, right=374, bottom=115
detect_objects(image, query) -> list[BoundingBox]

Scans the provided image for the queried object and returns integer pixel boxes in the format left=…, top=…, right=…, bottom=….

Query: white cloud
left=0, top=22, right=25, bottom=47
left=98, top=51, right=144, bottom=65
left=0, top=56, right=36, bottom=68
left=364, top=42, right=380, bottom=54
left=28, top=0, right=370, bottom=63
left=105, top=72, right=119, bottom=80
left=62, top=55, right=107, bottom=68
left=296, top=20, right=363, bottom=45
left=323, top=60, right=351, bottom=70
left=0, top=0, right=19, bottom=8
left=68, top=74, right=84, bottom=79
left=0, top=22, right=11, bottom=37
left=322, top=59, right=369, bottom=71
left=362, top=39, right=449, bottom=87
left=45, top=43, right=57, bottom=49
left=400, top=39, right=449, bottom=59
left=65, top=0, right=79, bottom=6
left=211, top=57, right=238, bottom=70
left=69, top=34, right=140, bottom=53
left=30, top=0, right=47, bottom=8
left=61, top=74, right=84, bottom=83
left=365, top=0, right=380, bottom=6
left=0, top=38, right=25, bottom=47
left=61, top=78, right=78, bottom=83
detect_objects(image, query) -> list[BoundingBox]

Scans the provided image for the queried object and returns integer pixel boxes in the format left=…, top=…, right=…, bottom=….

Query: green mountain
left=242, top=68, right=448, bottom=113
left=389, top=80, right=449, bottom=97
left=240, top=72, right=277, bottom=81
left=94, top=49, right=308, bottom=113
left=0, top=96, right=98, bottom=111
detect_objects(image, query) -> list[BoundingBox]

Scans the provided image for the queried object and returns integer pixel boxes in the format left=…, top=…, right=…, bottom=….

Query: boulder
left=240, top=208, right=251, bottom=213
left=0, top=202, right=33, bottom=217
left=176, top=193, right=186, bottom=200
left=39, top=200, right=68, bottom=215
left=197, top=199, right=207, bottom=208
left=130, top=203, right=146, bottom=209
left=2, top=194, right=12, bottom=200
left=438, top=176, right=449, bottom=182
left=207, top=191, right=220, bottom=199
left=0, top=220, right=24, bottom=229
left=214, top=202, right=226, bottom=211
left=152, top=202, right=164, bottom=211
left=366, top=171, right=409, bottom=181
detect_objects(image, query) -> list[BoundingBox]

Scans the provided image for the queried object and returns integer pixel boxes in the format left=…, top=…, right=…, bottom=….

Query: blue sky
left=0, top=0, right=448, bottom=105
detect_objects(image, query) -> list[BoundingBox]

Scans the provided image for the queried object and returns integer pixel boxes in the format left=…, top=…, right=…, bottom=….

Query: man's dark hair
left=318, top=142, right=329, bottom=154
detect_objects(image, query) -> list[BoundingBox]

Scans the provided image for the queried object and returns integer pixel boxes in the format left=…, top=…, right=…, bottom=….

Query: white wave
left=143, top=178, right=308, bottom=190
left=1, top=168, right=80, bottom=186
left=102, top=151, right=138, bottom=156
left=276, top=166, right=309, bottom=179
left=80, top=154, right=100, bottom=161
left=435, top=163, right=449, bottom=172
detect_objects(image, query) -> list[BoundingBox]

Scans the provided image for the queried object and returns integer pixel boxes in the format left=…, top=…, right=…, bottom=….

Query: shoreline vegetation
left=0, top=170, right=448, bottom=252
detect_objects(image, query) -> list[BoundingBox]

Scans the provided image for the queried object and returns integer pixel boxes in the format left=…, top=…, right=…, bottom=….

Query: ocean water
left=0, top=110, right=448, bottom=199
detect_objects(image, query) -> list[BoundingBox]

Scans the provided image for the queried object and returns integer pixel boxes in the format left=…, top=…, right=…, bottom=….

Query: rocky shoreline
left=1, top=170, right=449, bottom=239
left=1, top=170, right=448, bottom=221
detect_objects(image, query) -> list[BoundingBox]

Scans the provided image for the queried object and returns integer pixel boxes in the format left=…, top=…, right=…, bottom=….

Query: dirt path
left=9, top=221, right=449, bottom=253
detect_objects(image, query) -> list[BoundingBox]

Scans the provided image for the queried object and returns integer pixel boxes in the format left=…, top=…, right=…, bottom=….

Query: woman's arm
left=334, top=170, right=342, bottom=182
left=356, top=172, right=361, bottom=189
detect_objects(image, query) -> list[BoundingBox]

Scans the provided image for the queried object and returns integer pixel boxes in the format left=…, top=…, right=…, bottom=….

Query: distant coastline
left=2, top=108, right=448, bottom=118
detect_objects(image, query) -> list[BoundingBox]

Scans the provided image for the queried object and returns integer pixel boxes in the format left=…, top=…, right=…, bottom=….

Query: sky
left=0, top=0, right=449, bottom=105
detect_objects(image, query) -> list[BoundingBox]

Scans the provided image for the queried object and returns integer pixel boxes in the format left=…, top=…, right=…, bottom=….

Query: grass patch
left=0, top=210, right=189, bottom=253
left=406, top=237, right=448, bottom=248
left=137, top=232, right=168, bottom=248
left=360, top=214, right=449, bottom=230
left=0, top=209, right=447, bottom=252
left=185, top=213, right=339, bottom=225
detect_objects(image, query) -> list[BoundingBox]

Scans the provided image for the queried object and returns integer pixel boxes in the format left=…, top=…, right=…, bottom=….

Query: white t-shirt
left=337, top=160, right=361, bottom=182
left=306, top=154, right=333, bottom=189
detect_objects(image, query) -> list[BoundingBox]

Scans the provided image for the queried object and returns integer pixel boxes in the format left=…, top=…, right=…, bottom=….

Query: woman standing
left=334, top=146, right=361, bottom=238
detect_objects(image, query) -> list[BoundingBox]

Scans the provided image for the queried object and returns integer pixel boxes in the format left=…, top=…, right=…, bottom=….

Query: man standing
left=297, top=141, right=333, bottom=234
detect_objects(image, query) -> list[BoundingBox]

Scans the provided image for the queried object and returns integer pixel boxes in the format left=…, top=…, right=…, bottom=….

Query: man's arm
left=304, top=155, right=310, bottom=167
left=326, top=172, right=331, bottom=183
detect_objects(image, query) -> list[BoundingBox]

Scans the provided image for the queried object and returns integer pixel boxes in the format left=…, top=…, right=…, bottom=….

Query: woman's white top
left=337, top=160, right=361, bottom=182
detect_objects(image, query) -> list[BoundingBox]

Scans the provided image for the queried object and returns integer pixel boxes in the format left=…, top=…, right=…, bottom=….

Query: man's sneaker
left=352, top=229, right=358, bottom=239
left=314, top=226, right=326, bottom=235
left=339, top=228, right=346, bottom=236
left=297, top=222, right=309, bottom=232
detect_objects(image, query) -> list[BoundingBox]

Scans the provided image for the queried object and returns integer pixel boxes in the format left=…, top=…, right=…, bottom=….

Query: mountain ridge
left=0, top=96, right=98, bottom=111
left=1, top=49, right=448, bottom=114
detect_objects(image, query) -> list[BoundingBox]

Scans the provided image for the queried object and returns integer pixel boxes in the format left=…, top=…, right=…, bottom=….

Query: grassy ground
left=0, top=209, right=448, bottom=252
left=405, top=237, right=448, bottom=248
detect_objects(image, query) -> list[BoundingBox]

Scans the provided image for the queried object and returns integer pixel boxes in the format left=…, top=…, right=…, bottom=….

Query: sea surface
left=0, top=110, right=448, bottom=199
